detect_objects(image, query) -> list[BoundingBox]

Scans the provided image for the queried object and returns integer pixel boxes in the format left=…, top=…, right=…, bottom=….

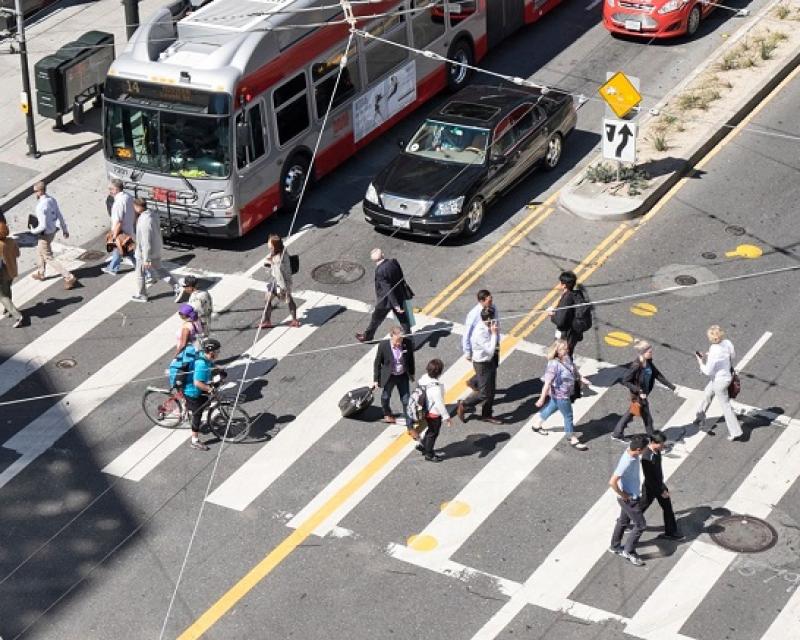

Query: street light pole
left=13, top=0, right=39, bottom=158
left=122, top=0, right=140, bottom=39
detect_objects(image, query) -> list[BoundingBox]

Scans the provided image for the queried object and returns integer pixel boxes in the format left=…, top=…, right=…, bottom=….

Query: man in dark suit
left=641, top=430, right=684, bottom=541
left=372, top=326, right=415, bottom=425
left=356, top=248, right=412, bottom=342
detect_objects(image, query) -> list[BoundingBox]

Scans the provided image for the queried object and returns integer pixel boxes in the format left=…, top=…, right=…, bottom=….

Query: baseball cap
left=180, top=275, right=198, bottom=288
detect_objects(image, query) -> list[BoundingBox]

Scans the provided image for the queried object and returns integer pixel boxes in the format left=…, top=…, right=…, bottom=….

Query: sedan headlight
left=207, top=195, right=233, bottom=210
left=432, top=196, right=465, bottom=217
left=365, top=183, right=379, bottom=205
left=657, top=0, right=687, bottom=14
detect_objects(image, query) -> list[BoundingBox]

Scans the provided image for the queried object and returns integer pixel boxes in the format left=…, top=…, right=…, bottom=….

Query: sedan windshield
left=105, top=103, right=231, bottom=178
left=405, top=120, right=490, bottom=165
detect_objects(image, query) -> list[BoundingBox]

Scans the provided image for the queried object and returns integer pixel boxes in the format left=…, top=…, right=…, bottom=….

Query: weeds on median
left=585, top=162, right=650, bottom=196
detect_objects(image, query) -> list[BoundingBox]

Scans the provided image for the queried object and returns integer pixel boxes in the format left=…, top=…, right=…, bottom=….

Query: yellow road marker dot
left=407, top=534, right=438, bottom=551
left=605, top=331, right=634, bottom=347
left=725, top=244, right=763, bottom=259
left=441, top=500, right=471, bottom=517
left=630, top=302, right=658, bottom=317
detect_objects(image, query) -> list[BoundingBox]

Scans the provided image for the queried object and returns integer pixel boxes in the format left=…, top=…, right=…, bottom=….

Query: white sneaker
left=621, top=551, right=644, bottom=566
left=101, top=267, right=118, bottom=276
left=173, top=283, right=184, bottom=302
left=131, top=294, right=149, bottom=303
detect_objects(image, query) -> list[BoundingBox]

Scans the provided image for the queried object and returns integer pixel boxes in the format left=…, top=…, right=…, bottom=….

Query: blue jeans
left=108, top=248, right=135, bottom=273
left=537, top=397, right=574, bottom=434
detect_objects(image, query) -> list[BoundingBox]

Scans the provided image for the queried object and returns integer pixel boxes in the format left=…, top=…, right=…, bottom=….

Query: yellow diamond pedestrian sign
left=598, top=72, right=642, bottom=118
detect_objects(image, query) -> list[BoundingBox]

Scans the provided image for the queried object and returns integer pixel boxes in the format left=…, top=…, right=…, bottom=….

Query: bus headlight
left=207, top=195, right=233, bottom=210
left=365, top=183, right=380, bottom=205
left=432, top=196, right=464, bottom=217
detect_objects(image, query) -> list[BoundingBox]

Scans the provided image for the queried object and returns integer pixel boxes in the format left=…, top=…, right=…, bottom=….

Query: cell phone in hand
left=695, top=351, right=702, bottom=358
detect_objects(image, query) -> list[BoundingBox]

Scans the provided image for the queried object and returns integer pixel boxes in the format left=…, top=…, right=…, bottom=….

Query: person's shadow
left=21, top=295, right=82, bottom=319
left=438, top=432, right=511, bottom=460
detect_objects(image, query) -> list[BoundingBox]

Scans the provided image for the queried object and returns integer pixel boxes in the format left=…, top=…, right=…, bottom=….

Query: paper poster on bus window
left=353, top=61, right=417, bottom=143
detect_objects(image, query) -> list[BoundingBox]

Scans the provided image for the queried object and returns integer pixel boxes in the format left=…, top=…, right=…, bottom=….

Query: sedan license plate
left=392, top=217, right=411, bottom=230
left=624, top=19, right=641, bottom=31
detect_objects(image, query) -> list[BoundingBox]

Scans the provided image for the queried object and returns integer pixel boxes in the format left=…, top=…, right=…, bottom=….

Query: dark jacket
left=374, top=258, right=412, bottom=310
left=373, top=338, right=415, bottom=387
left=641, top=447, right=666, bottom=493
left=551, top=290, right=576, bottom=334
left=621, top=358, right=675, bottom=396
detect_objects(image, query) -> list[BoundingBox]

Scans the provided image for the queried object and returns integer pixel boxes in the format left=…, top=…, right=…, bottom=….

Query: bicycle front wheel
left=142, top=387, right=186, bottom=428
left=209, top=401, right=252, bottom=443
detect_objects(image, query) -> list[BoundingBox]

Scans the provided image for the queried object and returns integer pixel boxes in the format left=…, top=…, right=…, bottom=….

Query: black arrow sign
left=605, top=122, right=616, bottom=143
left=615, top=124, right=633, bottom=157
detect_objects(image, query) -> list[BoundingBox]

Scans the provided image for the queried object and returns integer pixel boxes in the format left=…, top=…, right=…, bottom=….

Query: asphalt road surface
left=2, top=3, right=799, bottom=640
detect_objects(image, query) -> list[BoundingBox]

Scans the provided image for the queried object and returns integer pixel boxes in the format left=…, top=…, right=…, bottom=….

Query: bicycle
left=141, top=379, right=252, bottom=443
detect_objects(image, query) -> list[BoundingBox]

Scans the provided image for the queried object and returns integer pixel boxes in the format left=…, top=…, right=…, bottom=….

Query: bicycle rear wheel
left=209, top=401, right=252, bottom=443
left=142, top=387, right=186, bottom=428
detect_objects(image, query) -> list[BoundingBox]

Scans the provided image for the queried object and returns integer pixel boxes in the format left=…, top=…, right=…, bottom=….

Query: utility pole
left=122, top=0, right=140, bottom=39
left=14, top=0, right=39, bottom=158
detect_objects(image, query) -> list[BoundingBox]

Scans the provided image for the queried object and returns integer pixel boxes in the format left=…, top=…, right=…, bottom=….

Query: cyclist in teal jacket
left=184, top=338, right=221, bottom=451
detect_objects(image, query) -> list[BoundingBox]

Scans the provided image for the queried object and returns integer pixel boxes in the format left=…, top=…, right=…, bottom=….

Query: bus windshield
left=105, top=103, right=231, bottom=178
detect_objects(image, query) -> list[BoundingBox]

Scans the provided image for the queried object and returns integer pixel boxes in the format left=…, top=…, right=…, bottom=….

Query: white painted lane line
left=760, top=580, right=800, bottom=640
left=285, top=357, right=476, bottom=536
left=0, top=277, right=252, bottom=490
left=735, top=331, right=771, bottom=371
left=11, top=243, right=86, bottom=308
left=102, top=292, right=336, bottom=481
left=0, top=271, right=139, bottom=399
left=626, top=414, right=800, bottom=640
left=469, top=393, right=705, bottom=640
left=205, top=343, right=380, bottom=511
left=390, top=359, right=608, bottom=573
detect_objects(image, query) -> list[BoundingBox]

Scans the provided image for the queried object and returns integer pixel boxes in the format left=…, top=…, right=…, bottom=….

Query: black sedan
left=363, top=84, right=577, bottom=238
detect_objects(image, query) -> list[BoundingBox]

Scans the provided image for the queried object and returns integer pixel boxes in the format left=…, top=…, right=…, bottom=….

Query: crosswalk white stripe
left=389, top=358, right=608, bottom=572
left=0, top=277, right=251, bottom=490
left=10, top=243, right=86, bottom=309
left=760, top=581, right=800, bottom=640
left=285, top=356, right=476, bottom=536
left=626, top=414, right=800, bottom=640
left=469, top=393, right=706, bottom=640
left=101, top=293, right=337, bottom=481
left=205, top=342, right=382, bottom=511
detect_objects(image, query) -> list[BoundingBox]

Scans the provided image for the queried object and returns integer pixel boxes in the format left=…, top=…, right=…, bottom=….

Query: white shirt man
left=103, top=180, right=136, bottom=275
left=29, top=181, right=77, bottom=289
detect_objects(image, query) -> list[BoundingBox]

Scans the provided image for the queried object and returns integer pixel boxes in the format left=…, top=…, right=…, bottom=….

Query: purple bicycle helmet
left=178, top=303, right=197, bottom=320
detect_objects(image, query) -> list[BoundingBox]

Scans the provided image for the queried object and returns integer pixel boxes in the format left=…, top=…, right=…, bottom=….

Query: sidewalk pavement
left=0, top=0, right=165, bottom=274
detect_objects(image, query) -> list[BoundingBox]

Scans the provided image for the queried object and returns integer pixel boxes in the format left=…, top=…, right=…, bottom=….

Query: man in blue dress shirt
left=608, top=434, right=649, bottom=566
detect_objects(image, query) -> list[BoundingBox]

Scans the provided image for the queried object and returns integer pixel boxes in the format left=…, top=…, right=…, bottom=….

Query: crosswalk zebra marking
left=102, top=292, right=337, bottom=481
left=10, top=242, right=86, bottom=309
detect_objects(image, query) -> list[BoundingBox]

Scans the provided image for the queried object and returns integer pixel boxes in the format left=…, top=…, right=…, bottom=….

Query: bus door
left=235, top=98, right=270, bottom=227
left=486, top=0, right=525, bottom=48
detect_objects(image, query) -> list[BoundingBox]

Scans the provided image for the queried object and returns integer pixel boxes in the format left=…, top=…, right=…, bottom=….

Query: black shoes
left=658, top=532, right=686, bottom=541
left=424, top=453, right=443, bottom=463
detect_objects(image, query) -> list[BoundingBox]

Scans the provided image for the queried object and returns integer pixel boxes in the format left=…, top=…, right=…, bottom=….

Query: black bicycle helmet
left=202, top=337, right=221, bottom=353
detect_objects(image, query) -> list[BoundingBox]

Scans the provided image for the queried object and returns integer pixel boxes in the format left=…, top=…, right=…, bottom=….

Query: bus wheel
left=446, top=39, right=474, bottom=92
left=281, top=155, right=310, bottom=212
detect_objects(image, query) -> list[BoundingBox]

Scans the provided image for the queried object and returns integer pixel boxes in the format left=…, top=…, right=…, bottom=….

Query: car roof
left=431, top=84, right=566, bottom=128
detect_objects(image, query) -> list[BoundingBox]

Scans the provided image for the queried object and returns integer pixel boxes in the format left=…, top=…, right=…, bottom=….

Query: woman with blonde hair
left=531, top=339, right=588, bottom=450
left=0, top=221, right=25, bottom=327
left=695, top=325, right=742, bottom=441
left=259, top=233, right=299, bottom=329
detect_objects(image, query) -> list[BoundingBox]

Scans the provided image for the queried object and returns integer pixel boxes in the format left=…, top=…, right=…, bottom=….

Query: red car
left=603, top=0, right=717, bottom=38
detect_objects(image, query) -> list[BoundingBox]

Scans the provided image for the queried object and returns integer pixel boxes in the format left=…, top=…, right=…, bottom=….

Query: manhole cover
left=311, top=260, right=365, bottom=285
left=710, top=515, right=778, bottom=553
left=674, top=275, right=698, bottom=286
left=55, top=358, right=77, bottom=369
left=725, top=225, right=746, bottom=236
left=80, top=250, right=107, bottom=262
left=701, top=252, right=717, bottom=260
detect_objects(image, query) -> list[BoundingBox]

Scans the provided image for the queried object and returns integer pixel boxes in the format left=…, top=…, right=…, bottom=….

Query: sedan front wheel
left=462, top=198, right=485, bottom=237
left=543, top=133, right=563, bottom=171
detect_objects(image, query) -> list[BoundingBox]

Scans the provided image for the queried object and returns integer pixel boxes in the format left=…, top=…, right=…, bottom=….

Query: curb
left=0, top=138, right=103, bottom=214
left=560, top=4, right=800, bottom=221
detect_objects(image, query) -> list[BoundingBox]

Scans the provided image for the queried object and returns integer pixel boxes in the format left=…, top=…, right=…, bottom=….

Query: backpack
left=406, top=384, right=430, bottom=426
left=168, top=344, right=198, bottom=388
left=289, top=253, right=300, bottom=275
left=571, top=287, right=593, bottom=335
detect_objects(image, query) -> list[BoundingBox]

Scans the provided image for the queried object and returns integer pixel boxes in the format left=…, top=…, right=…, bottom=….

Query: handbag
left=403, top=299, right=416, bottom=328
left=629, top=397, right=642, bottom=417
left=289, top=253, right=300, bottom=275
left=728, top=368, right=741, bottom=399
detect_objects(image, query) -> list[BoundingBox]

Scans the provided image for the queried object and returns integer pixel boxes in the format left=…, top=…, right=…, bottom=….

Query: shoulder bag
left=728, top=367, right=741, bottom=399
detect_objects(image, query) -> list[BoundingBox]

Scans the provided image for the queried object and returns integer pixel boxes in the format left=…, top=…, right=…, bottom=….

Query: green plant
left=584, top=162, right=650, bottom=196
left=760, top=39, right=777, bottom=59
left=775, top=4, right=790, bottom=19
left=651, top=132, right=669, bottom=152
left=585, top=162, right=616, bottom=183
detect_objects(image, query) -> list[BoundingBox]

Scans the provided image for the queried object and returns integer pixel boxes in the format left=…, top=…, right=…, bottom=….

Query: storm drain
left=709, top=515, right=778, bottom=553
left=55, top=358, right=77, bottom=369
left=311, top=261, right=365, bottom=285
left=725, top=225, right=746, bottom=237
left=701, top=252, right=717, bottom=260
left=674, top=275, right=698, bottom=286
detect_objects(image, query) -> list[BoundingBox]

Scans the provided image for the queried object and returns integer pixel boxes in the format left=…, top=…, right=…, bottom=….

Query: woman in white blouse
left=695, top=325, right=743, bottom=441
left=417, top=358, right=452, bottom=462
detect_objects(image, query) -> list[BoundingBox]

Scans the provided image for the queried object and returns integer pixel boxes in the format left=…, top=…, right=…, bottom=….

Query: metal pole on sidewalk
left=14, top=0, right=39, bottom=158
left=122, top=0, right=140, bottom=39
